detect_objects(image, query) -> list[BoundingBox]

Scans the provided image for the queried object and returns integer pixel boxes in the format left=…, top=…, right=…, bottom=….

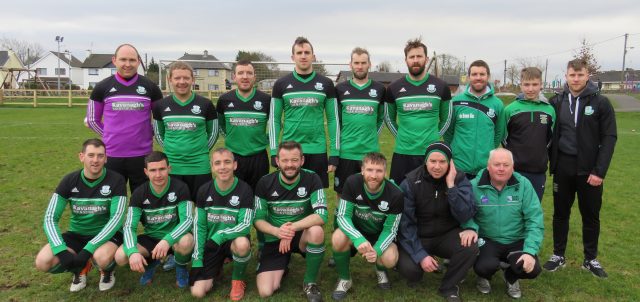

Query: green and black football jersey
left=122, top=177, right=193, bottom=257
left=192, top=177, right=254, bottom=268
left=336, top=173, right=403, bottom=256
left=269, top=71, right=339, bottom=156
left=152, top=93, right=218, bottom=175
left=254, top=169, right=328, bottom=242
left=385, top=74, right=452, bottom=155
left=335, top=79, right=386, bottom=160
left=217, top=88, right=270, bottom=156
left=43, top=168, right=127, bottom=255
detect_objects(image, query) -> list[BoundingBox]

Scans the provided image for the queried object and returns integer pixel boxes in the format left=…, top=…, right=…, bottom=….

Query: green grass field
left=0, top=106, right=639, bottom=301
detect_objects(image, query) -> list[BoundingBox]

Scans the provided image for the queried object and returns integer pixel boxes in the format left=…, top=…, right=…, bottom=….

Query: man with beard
left=331, top=152, right=403, bottom=300
left=217, top=60, right=271, bottom=189
left=385, top=38, right=452, bottom=185
left=443, top=60, right=504, bottom=180
left=397, top=142, right=477, bottom=302
left=254, top=141, right=328, bottom=302
left=269, top=36, right=339, bottom=188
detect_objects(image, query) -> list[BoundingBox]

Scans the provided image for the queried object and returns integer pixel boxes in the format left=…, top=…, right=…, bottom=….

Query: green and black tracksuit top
left=217, top=88, right=271, bottom=156
left=443, top=85, right=504, bottom=175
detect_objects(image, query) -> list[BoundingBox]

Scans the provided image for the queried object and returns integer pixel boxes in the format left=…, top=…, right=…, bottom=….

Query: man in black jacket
left=397, top=142, right=478, bottom=302
left=543, top=59, right=617, bottom=278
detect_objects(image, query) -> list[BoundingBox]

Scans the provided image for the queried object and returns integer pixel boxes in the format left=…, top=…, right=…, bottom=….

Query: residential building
left=24, top=51, right=83, bottom=89
left=174, top=50, right=231, bottom=91
left=81, top=53, right=145, bottom=89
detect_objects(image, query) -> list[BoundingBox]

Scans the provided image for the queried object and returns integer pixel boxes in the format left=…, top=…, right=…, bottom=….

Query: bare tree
left=375, top=61, right=392, bottom=72
left=235, top=50, right=280, bottom=82
left=0, top=37, right=45, bottom=65
left=506, top=64, right=520, bottom=86
left=515, top=57, right=545, bottom=72
left=435, top=53, right=464, bottom=76
left=572, top=38, right=601, bottom=75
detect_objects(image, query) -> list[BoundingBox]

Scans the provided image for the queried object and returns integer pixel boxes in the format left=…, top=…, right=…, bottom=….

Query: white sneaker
left=98, top=270, right=115, bottom=291
left=503, top=272, right=521, bottom=299
left=476, top=277, right=491, bottom=294
left=376, top=270, right=391, bottom=290
left=331, top=279, right=352, bottom=300
left=69, top=273, right=87, bottom=292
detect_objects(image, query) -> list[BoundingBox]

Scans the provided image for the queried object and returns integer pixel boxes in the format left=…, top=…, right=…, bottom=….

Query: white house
left=81, top=53, right=145, bottom=89
left=25, top=51, right=83, bottom=89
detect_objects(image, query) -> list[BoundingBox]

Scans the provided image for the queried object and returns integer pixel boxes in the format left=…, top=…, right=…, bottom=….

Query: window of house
left=194, top=69, right=200, bottom=76
left=88, top=68, right=99, bottom=75
left=55, top=68, right=66, bottom=75
left=208, top=84, right=219, bottom=91
left=36, top=68, right=47, bottom=76
left=208, top=69, right=219, bottom=76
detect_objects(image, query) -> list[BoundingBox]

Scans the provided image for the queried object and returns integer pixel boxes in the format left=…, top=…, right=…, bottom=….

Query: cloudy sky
left=2, top=0, right=639, bottom=82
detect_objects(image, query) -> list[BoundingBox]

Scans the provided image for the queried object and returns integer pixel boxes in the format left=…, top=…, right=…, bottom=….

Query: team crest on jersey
left=191, top=105, right=202, bottom=114
left=297, top=187, right=307, bottom=197
left=168, top=192, right=177, bottom=203
left=254, top=101, right=263, bottom=110
left=100, top=185, right=111, bottom=196
left=540, top=115, right=548, bottom=124
left=334, top=177, right=340, bottom=187
left=487, top=108, right=496, bottom=118
left=230, top=195, right=240, bottom=206
left=136, top=86, right=147, bottom=95
left=369, top=89, right=378, bottom=97
left=481, top=195, right=489, bottom=204
left=478, top=238, right=486, bottom=247
left=378, top=200, right=389, bottom=212
left=426, top=84, right=436, bottom=93
left=585, top=106, right=594, bottom=116
left=314, top=82, right=324, bottom=91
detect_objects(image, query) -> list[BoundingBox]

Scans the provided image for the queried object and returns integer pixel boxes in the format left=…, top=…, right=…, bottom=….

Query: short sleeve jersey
left=217, top=88, right=271, bottom=156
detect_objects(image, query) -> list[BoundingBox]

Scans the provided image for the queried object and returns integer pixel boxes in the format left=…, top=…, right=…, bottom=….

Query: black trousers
left=474, top=239, right=541, bottom=284
left=552, top=153, right=603, bottom=260
left=518, top=171, right=546, bottom=202
left=390, top=153, right=424, bottom=185
left=171, top=173, right=212, bottom=201
left=397, top=228, right=478, bottom=296
left=106, top=155, right=147, bottom=194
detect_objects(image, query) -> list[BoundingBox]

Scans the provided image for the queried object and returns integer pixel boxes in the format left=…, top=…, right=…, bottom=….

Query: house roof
left=0, top=51, right=9, bottom=66
left=51, top=51, right=83, bottom=67
left=175, top=51, right=230, bottom=70
left=336, top=71, right=460, bottom=86
left=593, top=69, right=640, bottom=82
left=81, top=54, right=114, bottom=68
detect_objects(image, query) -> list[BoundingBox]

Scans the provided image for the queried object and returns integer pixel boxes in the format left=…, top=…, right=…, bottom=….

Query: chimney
left=204, top=50, right=208, bottom=58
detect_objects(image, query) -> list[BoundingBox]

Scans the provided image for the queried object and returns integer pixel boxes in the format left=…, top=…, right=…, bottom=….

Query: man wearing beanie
left=397, top=142, right=478, bottom=302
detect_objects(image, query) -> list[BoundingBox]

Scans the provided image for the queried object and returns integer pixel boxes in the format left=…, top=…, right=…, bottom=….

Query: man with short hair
left=35, top=138, right=127, bottom=292
left=254, top=141, right=328, bottom=302
left=443, top=60, right=505, bottom=180
left=269, top=36, right=339, bottom=188
left=501, top=67, right=556, bottom=201
left=87, top=44, right=164, bottom=193
left=385, top=38, right=452, bottom=185
left=114, top=151, right=194, bottom=288
left=190, top=148, right=254, bottom=301
left=331, top=152, right=403, bottom=300
left=461, top=148, right=543, bottom=299
left=153, top=61, right=218, bottom=200
left=543, top=59, right=617, bottom=278
left=217, top=60, right=270, bottom=189
left=397, top=142, right=477, bottom=302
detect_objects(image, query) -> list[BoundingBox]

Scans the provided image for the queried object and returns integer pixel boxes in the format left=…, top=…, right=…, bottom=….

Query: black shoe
left=543, top=254, right=566, bottom=272
left=582, top=259, right=608, bottom=278
left=304, top=283, right=323, bottom=302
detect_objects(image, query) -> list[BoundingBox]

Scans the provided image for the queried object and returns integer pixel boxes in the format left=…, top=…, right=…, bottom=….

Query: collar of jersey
left=171, top=92, right=195, bottom=107
left=349, top=79, right=372, bottom=90
left=214, top=176, right=238, bottom=196
left=80, top=168, right=107, bottom=188
left=293, top=70, right=317, bottom=83
left=363, top=180, right=385, bottom=200
left=150, top=176, right=171, bottom=198
left=235, top=88, right=256, bottom=102
left=278, top=172, right=301, bottom=190
left=405, top=73, right=430, bottom=87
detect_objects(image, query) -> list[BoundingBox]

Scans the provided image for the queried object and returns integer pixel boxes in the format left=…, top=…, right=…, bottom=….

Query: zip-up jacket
left=443, top=85, right=505, bottom=175
left=549, top=81, right=617, bottom=178
left=462, top=169, right=544, bottom=256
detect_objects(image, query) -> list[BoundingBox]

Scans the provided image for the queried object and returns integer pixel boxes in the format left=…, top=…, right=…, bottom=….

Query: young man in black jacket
left=543, top=59, right=617, bottom=278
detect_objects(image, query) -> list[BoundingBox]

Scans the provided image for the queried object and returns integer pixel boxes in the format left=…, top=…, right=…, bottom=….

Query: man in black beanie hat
left=397, top=142, right=478, bottom=302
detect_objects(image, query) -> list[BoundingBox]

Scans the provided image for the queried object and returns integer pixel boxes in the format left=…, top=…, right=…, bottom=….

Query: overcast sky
left=2, top=0, right=639, bottom=82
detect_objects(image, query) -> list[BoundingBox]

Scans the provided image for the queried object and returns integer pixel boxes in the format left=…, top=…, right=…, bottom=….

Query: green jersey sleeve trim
left=326, top=97, right=340, bottom=156
left=268, top=97, right=284, bottom=155
left=153, top=119, right=166, bottom=147
left=191, top=206, right=207, bottom=268
left=43, top=193, right=69, bottom=255
left=123, top=207, right=142, bottom=257
left=254, top=196, right=268, bottom=222
left=84, top=195, right=127, bottom=253
left=374, top=213, right=402, bottom=256
left=336, top=198, right=366, bottom=247
left=384, top=102, right=398, bottom=137
left=207, top=119, right=219, bottom=150
left=163, top=200, right=194, bottom=245
left=212, top=208, right=254, bottom=244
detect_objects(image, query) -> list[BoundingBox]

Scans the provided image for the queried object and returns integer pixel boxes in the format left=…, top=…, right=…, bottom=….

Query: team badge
left=478, top=238, right=486, bottom=247
left=191, top=105, right=201, bottom=114
left=585, top=106, right=594, bottom=116
left=378, top=200, right=389, bottom=212
left=481, top=195, right=489, bottom=204
left=136, top=86, right=147, bottom=95
left=168, top=192, right=177, bottom=203
left=426, top=84, right=436, bottom=93
left=487, top=108, right=496, bottom=118
left=100, top=185, right=111, bottom=196
left=334, top=177, right=340, bottom=187
left=540, top=115, right=548, bottom=124
left=254, top=101, right=263, bottom=110
left=314, top=82, right=324, bottom=91
left=297, top=187, right=307, bottom=197
left=230, top=195, right=240, bottom=206
left=369, top=89, right=378, bottom=98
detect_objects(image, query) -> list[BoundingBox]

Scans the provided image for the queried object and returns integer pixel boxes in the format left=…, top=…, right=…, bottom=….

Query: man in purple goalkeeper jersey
left=86, top=44, right=164, bottom=193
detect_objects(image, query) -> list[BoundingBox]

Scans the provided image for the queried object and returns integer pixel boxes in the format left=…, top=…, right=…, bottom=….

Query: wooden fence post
left=0, top=89, right=4, bottom=105
left=33, top=90, right=37, bottom=108
left=68, top=90, right=72, bottom=107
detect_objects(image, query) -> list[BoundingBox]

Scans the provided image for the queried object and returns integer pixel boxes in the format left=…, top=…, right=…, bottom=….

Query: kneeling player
left=331, top=152, right=403, bottom=300
left=35, top=138, right=127, bottom=292
left=190, top=148, right=254, bottom=301
left=114, top=151, right=194, bottom=287
left=254, top=141, right=328, bottom=302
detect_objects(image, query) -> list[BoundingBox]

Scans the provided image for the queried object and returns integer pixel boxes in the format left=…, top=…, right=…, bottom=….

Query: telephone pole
left=621, top=33, right=629, bottom=89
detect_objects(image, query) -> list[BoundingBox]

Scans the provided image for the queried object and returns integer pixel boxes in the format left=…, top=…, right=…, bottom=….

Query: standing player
left=385, top=38, right=452, bottom=185
left=217, top=60, right=270, bottom=189
left=501, top=67, right=555, bottom=201
left=254, top=141, right=328, bottom=302
left=190, top=148, right=254, bottom=301
left=35, top=139, right=127, bottom=292
left=152, top=61, right=218, bottom=200
left=86, top=44, right=164, bottom=193
left=331, top=152, right=403, bottom=300
left=443, top=60, right=504, bottom=180
left=114, top=151, right=194, bottom=288
left=269, top=36, right=339, bottom=188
